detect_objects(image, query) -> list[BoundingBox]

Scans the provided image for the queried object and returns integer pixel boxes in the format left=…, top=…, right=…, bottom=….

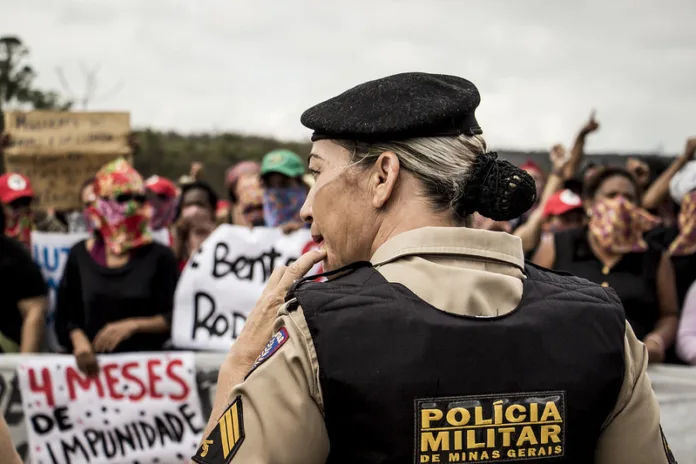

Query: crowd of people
left=1, top=114, right=696, bottom=371
left=0, top=145, right=313, bottom=369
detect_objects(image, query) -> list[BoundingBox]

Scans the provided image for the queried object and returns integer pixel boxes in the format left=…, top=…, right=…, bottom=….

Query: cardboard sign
left=2, top=111, right=131, bottom=210
left=17, top=353, right=205, bottom=464
left=3, top=112, right=130, bottom=156
left=4, top=152, right=132, bottom=210
left=31, top=230, right=172, bottom=352
left=171, top=224, right=322, bottom=351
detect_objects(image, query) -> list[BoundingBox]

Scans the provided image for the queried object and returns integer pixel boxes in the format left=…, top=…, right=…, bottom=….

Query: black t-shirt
left=646, top=225, right=696, bottom=310
left=553, top=227, right=662, bottom=341
left=0, top=236, right=48, bottom=348
left=54, top=240, right=178, bottom=353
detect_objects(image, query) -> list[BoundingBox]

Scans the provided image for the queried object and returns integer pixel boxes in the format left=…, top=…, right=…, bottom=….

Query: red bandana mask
left=588, top=197, right=660, bottom=254
left=669, top=191, right=696, bottom=256
left=4, top=209, right=33, bottom=249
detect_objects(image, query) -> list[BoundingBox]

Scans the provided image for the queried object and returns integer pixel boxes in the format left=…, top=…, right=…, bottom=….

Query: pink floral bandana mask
left=85, top=158, right=153, bottom=256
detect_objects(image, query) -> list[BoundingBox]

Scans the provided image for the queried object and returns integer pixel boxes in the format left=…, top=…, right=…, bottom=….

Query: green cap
left=261, top=149, right=305, bottom=178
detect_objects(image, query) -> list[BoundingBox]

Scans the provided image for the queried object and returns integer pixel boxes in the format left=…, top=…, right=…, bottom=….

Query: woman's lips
left=312, top=234, right=324, bottom=245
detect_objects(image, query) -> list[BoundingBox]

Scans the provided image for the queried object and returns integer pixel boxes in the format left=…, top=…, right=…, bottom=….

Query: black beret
left=301, top=72, right=483, bottom=142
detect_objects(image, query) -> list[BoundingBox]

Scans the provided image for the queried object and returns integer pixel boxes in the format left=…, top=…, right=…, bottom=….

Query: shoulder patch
left=245, top=327, right=289, bottom=379
left=660, top=425, right=677, bottom=463
left=192, top=396, right=245, bottom=464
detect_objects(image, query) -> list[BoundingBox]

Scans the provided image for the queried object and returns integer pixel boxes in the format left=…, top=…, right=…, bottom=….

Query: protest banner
left=3, top=111, right=131, bottom=210
left=17, top=353, right=205, bottom=464
left=171, top=224, right=322, bottom=351
left=3, top=112, right=130, bottom=156
left=31, top=230, right=172, bottom=352
left=0, top=354, right=693, bottom=463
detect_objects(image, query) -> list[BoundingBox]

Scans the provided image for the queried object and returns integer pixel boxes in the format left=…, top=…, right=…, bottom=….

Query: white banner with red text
left=171, top=224, right=322, bottom=351
left=16, top=352, right=204, bottom=464
left=0, top=355, right=693, bottom=463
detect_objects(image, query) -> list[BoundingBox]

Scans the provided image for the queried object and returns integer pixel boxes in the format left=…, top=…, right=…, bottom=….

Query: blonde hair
left=334, top=134, right=486, bottom=216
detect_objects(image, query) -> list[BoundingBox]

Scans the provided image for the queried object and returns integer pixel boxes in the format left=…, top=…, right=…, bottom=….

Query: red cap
left=0, top=173, right=34, bottom=204
left=145, top=175, right=177, bottom=198
left=521, top=160, right=543, bottom=176
left=543, top=189, right=583, bottom=218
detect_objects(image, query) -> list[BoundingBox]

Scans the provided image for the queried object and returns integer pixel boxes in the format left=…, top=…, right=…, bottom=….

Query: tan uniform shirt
left=205, top=227, right=671, bottom=463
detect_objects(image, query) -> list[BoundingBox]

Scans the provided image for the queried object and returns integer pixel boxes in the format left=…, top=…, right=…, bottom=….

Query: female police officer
left=193, top=73, right=675, bottom=464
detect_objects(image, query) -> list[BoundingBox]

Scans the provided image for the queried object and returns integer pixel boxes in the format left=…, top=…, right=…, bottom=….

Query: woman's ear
left=371, top=151, right=400, bottom=209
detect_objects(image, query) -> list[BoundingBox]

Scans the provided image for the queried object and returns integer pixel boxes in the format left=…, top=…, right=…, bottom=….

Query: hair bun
left=459, top=152, right=537, bottom=221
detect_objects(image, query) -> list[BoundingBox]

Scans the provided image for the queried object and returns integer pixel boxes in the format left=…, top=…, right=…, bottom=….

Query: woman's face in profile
left=301, top=140, right=378, bottom=271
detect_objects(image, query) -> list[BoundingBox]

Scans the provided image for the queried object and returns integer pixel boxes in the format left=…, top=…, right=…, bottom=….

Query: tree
left=0, top=36, right=72, bottom=117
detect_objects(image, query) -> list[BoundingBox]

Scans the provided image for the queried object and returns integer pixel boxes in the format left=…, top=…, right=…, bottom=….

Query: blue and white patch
left=245, top=327, right=289, bottom=378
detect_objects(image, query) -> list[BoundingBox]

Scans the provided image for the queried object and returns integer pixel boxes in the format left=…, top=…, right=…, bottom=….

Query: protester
left=224, top=160, right=264, bottom=226
left=197, top=72, right=672, bottom=464
left=174, top=180, right=218, bottom=271
left=632, top=139, right=695, bottom=227
left=533, top=166, right=679, bottom=363
left=260, top=149, right=308, bottom=233
left=656, top=157, right=696, bottom=308
left=677, top=279, right=696, bottom=365
left=541, top=188, right=585, bottom=233
left=0, top=173, right=66, bottom=248
left=65, top=176, right=97, bottom=233
left=145, top=175, right=178, bottom=243
left=513, top=144, right=572, bottom=254
left=54, top=158, right=178, bottom=374
left=0, top=206, right=48, bottom=353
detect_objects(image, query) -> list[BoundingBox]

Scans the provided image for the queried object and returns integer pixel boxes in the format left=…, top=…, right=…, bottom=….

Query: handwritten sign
left=3, top=111, right=131, bottom=210
left=171, top=224, right=322, bottom=351
left=4, top=152, right=132, bottom=210
left=31, top=230, right=172, bottom=352
left=3, top=112, right=130, bottom=156
left=18, top=353, right=205, bottom=464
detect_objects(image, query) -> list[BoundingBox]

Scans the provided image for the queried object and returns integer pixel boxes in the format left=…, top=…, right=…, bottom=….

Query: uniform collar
left=370, top=226, right=525, bottom=271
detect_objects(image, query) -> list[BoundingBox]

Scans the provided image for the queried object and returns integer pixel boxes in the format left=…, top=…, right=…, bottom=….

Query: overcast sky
left=2, top=0, right=695, bottom=153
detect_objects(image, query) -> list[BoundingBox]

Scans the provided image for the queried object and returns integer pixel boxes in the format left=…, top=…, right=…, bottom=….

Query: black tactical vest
left=289, top=262, right=626, bottom=464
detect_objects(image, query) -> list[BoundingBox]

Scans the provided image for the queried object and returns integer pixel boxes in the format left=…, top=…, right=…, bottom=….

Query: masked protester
left=0, top=173, right=67, bottom=246
left=646, top=159, right=696, bottom=312
left=260, top=149, right=308, bottom=233
left=225, top=161, right=265, bottom=227
left=54, top=159, right=178, bottom=375
left=175, top=180, right=218, bottom=272
left=533, top=166, right=678, bottom=364
left=145, top=175, right=178, bottom=245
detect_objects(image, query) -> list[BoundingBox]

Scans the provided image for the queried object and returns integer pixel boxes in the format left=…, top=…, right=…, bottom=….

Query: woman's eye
left=309, top=168, right=320, bottom=178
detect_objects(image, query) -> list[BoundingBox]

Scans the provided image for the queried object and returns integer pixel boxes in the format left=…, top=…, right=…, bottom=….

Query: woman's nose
left=300, top=193, right=313, bottom=224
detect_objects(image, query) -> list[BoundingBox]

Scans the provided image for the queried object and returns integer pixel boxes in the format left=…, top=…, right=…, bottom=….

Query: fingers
left=93, top=327, right=117, bottom=352
left=267, top=264, right=287, bottom=288
left=276, top=249, right=327, bottom=293
left=92, top=329, right=108, bottom=352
